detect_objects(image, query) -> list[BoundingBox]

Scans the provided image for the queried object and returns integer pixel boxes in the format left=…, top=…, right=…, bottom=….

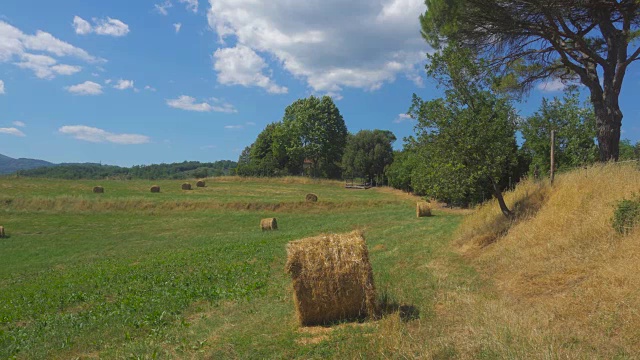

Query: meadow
left=1, top=169, right=638, bottom=359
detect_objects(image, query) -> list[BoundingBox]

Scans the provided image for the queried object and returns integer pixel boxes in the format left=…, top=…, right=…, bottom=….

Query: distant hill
left=0, top=153, right=54, bottom=175
left=13, top=160, right=237, bottom=180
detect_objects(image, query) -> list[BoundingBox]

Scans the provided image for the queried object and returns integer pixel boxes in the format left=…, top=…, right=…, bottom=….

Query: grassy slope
left=455, top=163, right=640, bottom=359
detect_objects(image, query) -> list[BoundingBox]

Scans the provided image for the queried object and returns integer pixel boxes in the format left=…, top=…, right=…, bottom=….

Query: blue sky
left=1, top=0, right=639, bottom=167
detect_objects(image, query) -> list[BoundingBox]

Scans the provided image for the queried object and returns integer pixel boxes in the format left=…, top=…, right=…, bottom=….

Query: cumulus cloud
left=12, top=121, right=25, bottom=127
left=59, top=125, right=150, bottom=144
left=15, top=53, right=81, bottom=79
left=72, top=16, right=92, bottom=35
left=66, top=81, right=103, bottom=95
left=167, top=95, right=237, bottom=113
left=207, top=0, right=429, bottom=96
left=537, top=78, right=566, bottom=92
left=213, top=45, right=288, bottom=94
left=155, top=0, right=173, bottom=15
left=0, top=127, right=25, bottom=137
left=113, top=79, right=134, bottom=90
left=0, top=80, right=4, bottom=94
left=144, top=85, right=157, bottom=92
left=0, top=21, right=102, bottom=79
left=179, top=0, right=199, bottom=13
left=393, top=113, right=413, bottom=123
left=73, top=16, right=130, bottom=37
left=174, top=23, right=182, bottom=33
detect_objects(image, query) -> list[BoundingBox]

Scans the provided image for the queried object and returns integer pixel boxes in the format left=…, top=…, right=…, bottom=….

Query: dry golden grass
left=285, top=231, right=377, bottom=326
left=455, top=162, right=640, bottom=356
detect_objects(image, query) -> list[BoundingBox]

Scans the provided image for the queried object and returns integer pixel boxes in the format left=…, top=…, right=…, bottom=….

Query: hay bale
left=196, top=180, right=206, bottom=188
left=182, top=183, right=192, bottom=190
left=285, top=231, right=378, bottom=326
left=150, top=185, right=161, bottom=193
left=261, top=218, right=278, bottom=231
left=416, top=202, right=432, bottom=218
left=305, top=193, right=318, bottom=202
left=93, top=186, right=104, bottom=194
left=0, top=226, right=4, bottom=238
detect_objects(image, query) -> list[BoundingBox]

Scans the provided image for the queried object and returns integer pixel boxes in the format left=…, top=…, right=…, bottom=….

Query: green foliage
left=408, top=45, right=519, bottom=208
left=279, top=96, right=348, bottom=178
left=342, top=130, right=396, bottom=183
left=520, top=87, right=598, bottom=175
left=385, top=149, right=417, bottom=193
left=618, top=139, right=640, bottom=161
left=16, top=161, right=236, bottom=180
left=236, top=123, right=292, bottom=177
left=612, top=196, right=640, bottom=234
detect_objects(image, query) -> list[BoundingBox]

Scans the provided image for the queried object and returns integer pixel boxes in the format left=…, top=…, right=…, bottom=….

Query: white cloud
left=15, top=53, right=81, bottom=79
left=73, top=16, right=130, bottom=37
left=144, top=85, right=157, bottom=92
left=66, top=81, right=103, bottom=95
left=59, top=125, right=150, bottom=144
left=113, top=79, right=134, bottom=90
left=167, top=95, right=237, bottom=113
left=155, top=0, right=173, bottom=15
left=0, top=21, right=102, bottom=79
left=179, top=0, right=199, bottom=13
left=174, top=23, right=182, bottom=33
left=12, top=121, right=25, bottom=127
left=537, top=79, right=566, bottom=92
left=0, top=80, right=4, bottom=94
left=72, top=16, right=92, bottom=35
left=393, top=113, right=413, bottom=123
left=0, top=127, right=25, bottom=137
left=213, top=45, right=288, bottom=94
left=224, top=122, right=256, bottom=130
left=206, top=0, right=429, bottom=96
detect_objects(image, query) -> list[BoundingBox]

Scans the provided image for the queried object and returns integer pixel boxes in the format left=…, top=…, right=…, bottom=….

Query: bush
left=612, top=196, right=640, bottom=234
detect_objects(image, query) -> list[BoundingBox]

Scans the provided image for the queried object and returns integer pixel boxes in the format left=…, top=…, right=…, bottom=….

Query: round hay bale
left=182, top=183, right=192, bottom=190
left=93, top=186, right=104, bottom=194
left=305, top=193, right=318, bottom=202
left=0, top=226, right=4, bottom=238
left=150, top=185, right=161, bottom=193
left=196, top=180, right=206, bottom=188
left=260, top=218, right=278, bottom=231
left=285, top=231, right=378, bottom=326
left=416, top=202, right=432, bottom=218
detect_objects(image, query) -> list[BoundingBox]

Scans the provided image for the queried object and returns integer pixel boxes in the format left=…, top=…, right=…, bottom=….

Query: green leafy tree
left=386, top=148, right=418, bottom=193
left=279, top=96, right=348, bottom=178
left=520, top=87, right=598, bottom=175
left=410, top=45, right=519, bottom=217
left=618, top=139, right=640, bottom=161
left=342, top=130, right=396, bottom=183
left=421, top=0, right=640, bottom=161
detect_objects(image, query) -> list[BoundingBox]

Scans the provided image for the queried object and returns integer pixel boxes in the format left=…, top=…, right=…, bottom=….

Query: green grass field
left=0, top=177, right=479, bottom=359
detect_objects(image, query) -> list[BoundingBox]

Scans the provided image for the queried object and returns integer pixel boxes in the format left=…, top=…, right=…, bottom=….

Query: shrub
left=612, top=196, right=640, bottom=234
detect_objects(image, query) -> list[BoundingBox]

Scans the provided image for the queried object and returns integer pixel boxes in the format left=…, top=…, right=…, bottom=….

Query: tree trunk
left=491, top=179, right=513, bottom=219
left=591, top=92, right=623, bottom=162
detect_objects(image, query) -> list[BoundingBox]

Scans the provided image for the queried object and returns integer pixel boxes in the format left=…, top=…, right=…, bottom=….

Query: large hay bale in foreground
left=305, top=193, right=318, bottom=202
left=261, top=218, right=278, bottom=231
left=285, top=231, right=377, bottom=326
left=182, top=183, right=192, bottom=190
left=150, top=185, right=161, bottom=193
left=0, top=226, right=4, bottom=238
left=416, top=202, right=432, bottom=218
left=196, top=180, right=206, bottom=188
left=93, top=186, right=104, bottom=194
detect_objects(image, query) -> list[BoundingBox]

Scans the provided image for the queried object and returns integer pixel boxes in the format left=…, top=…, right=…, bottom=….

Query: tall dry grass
left=455, top=162, right=640, bottom=356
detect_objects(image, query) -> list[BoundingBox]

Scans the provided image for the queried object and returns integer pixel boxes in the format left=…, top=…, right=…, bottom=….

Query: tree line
left=236, top=95, right=397, bottom=184
left=15, top=160, right=237, bottom=180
